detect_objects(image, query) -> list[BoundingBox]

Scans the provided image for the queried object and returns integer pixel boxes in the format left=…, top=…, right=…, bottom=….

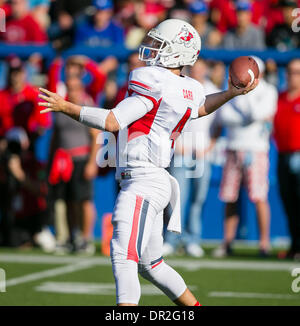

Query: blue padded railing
left=0, top=42, right=300, bottom=65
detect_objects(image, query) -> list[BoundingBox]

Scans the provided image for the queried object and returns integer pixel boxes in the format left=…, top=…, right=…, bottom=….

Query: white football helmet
left=139, top=19, right=201, bottom=68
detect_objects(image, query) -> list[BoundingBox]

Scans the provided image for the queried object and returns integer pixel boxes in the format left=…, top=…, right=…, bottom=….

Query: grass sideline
left=0, top=245, right=300, bottom=306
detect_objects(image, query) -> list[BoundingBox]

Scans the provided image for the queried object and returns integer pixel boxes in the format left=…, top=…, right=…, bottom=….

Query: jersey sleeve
left=128, top=67, right=162, bottom=106
left=112, top=94, right=154, bottom=130
left=191, top=80, right=206, bottom=119
left=198, top=83, right=206, bottom=108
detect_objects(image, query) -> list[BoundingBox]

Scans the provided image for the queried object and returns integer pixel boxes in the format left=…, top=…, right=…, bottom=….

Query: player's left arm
left=198, top=77, right=259, bottom=118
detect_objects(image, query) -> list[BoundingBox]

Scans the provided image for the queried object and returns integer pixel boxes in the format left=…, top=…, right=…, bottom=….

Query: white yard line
left=168, top=259, right=300, bottom=272
left=208, top=291, right=300, bottom=300
left=0, top=254, right=111, bottom=265
left=35, top=282, right=118, bottom=295
left=5, top=260, right=96, bottom=287
left=35, top=282, right=198, bottom=296
left=1, top=253, right=299, bottom=272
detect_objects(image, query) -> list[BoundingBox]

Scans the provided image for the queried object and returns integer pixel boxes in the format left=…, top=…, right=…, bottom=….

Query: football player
left=39, top=19, right=258, bottom=306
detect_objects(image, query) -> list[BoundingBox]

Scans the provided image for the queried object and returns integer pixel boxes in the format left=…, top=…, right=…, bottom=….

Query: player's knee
left=138, top=260, right=187, bottom=301
left=138, top=257, right=164, bottom=280
left=138, top=261, right=163, bottom=290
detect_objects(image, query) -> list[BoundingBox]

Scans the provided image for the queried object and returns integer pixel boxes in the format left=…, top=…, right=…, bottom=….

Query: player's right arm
left=198, top=77, right=259, bottom=118
left=38, top=67, right=159, bottom=132
left=38, top=88, right=153, bottom=132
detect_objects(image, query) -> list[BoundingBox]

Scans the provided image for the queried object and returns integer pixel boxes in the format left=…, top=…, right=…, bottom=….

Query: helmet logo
left=173, top=26, right=194, bottom=48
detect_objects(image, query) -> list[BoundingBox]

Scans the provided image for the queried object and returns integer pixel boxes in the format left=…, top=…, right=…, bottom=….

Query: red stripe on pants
left=151, top=259, right=163, bottom=269
left=127, top=196, right=143, bottom=263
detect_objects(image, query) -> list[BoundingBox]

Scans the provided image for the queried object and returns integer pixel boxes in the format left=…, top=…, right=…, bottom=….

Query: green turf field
left=0, top=245, right=300, bottom=306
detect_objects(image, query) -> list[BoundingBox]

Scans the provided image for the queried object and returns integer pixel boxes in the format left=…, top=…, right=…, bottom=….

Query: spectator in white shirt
left=211, top=56, right=278, bottom=257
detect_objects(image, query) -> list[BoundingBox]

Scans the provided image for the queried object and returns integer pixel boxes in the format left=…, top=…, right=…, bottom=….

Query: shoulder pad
left=128, top=67, right=162, bottom=104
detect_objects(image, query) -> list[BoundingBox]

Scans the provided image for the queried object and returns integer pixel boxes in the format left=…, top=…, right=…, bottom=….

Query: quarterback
left=39, top=19, right=258, bottom=306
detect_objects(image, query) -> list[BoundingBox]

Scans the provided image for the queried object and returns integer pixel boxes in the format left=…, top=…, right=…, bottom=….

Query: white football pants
left=110, top=168, right=187, bottom=305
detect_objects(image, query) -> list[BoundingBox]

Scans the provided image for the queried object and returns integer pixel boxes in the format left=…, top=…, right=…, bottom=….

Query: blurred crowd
left=0, top=0, right=299, bottom=50
left=0, top=0, right=300, bottom=260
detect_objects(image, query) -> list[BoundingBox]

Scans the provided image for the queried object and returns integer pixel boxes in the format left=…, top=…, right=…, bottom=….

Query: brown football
left=229, top=56, right=259, bottom=89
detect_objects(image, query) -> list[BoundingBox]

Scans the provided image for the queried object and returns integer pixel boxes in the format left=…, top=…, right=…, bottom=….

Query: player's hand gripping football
left=227, top=76, right=259, bottom=97
left=38, top=88, right=68, bottom=114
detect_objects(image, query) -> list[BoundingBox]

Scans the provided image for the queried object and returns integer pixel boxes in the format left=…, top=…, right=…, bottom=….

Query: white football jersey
left=115, top=66, right=206, bottom=178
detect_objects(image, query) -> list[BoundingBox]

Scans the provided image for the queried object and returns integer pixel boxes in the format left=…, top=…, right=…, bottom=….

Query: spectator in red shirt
left=0, top=0, right=12, bottom=16
left=135, top=0, right=167, bottom=31
left=0, top=57, right=51, bottom=247
left=273, top=58, right=300, bottom=260
left=210, top=0, right=237, bottom=33
left=250, top=0, right=266, bottom=27
left=0, top=56, right=51, bottom=142
left=0, top=0, right=48, bottom=44
left=47, top=55, right=118, bottom=105
left=0, top=127, right=54, bottom=249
